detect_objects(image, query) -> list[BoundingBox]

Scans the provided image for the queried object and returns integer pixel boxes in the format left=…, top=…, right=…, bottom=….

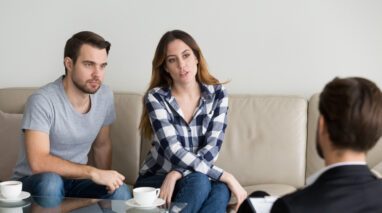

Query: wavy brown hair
left=139, top=30, right=225, bottom=139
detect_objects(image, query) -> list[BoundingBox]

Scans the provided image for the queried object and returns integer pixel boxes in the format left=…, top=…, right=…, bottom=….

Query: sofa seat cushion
left=0, top=111, right=23, bottom=181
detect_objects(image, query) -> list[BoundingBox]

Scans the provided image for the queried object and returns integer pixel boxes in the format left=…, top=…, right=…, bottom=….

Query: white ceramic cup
left=133, top=187, right=160, bottom=206
left=0, top=181, right=22, bottom=199
left=0, top=207, right=23, bottom=213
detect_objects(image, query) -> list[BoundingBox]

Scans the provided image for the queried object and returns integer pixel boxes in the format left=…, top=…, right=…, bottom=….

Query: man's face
left=68, top=44, right=108, bottom=94
left=316, top=119, right=324, bottom=159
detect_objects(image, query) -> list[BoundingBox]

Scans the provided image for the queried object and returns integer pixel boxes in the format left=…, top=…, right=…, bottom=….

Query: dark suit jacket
left=271, top=165, right=382, bottom=213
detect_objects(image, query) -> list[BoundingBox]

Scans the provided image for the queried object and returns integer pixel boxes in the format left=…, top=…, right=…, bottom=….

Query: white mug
left=0, top=181, right=22, bottom=199
left=133, top=187, right=160, bottom=206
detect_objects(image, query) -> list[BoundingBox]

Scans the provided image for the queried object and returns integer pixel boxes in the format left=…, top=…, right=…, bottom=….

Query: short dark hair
left=319, top=77, right=382, bottom=152
left=64, top=31, right=111, bottom=74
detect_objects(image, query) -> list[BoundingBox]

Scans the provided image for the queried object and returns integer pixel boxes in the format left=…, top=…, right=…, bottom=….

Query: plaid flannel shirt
left=139, top=83, right=228, bottom=181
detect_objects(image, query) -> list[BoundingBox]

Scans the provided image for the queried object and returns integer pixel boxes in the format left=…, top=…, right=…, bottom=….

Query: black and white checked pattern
left=139, top=83, right=228, bottom=180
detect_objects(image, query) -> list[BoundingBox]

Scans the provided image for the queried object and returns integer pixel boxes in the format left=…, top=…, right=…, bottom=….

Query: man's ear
left=64, top=57, right=73, bottom=73
left=319, top=115, right=328, bottom=136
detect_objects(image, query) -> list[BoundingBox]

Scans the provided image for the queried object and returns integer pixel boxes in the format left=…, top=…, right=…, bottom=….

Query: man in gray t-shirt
left=12, top=31, right=131, bottom=204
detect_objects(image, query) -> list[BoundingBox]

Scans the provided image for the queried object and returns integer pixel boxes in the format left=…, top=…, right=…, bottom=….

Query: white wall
left=1, top=0, right=381, bottom=97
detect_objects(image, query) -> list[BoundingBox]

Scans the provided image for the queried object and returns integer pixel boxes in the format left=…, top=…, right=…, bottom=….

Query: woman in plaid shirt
left=135, top=30, right=247, bottom=213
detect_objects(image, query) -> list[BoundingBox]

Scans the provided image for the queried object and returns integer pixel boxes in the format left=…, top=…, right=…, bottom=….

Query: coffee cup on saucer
left=0, top=181, right=22, bottom=199
left=133, top=187, right=160, bottom=206
left=0, top=207, right=23, bottom=213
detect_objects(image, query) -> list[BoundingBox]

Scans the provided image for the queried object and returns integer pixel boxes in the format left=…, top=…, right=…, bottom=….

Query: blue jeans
left=135, top=172, right=230, bottom=213
left=19, top=172, right=131, bottom=207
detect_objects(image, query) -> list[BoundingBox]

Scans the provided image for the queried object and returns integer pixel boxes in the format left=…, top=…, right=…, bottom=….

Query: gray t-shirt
left=12, top=76, right=116, bottom=179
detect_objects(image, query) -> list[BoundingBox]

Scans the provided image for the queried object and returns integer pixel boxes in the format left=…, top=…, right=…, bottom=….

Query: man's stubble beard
left=71, top=71, right=101, bottom=94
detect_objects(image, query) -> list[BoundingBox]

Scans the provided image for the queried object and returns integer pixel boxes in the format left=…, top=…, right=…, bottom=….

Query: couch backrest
left=0, top=89, right=309, bottom=187
left=305, top=94, right=323, bottom=178
left=0, top=88, right=36, bottom=114
left=110, top=92, right=143, bottom=185
left=215, top=95, right=308, bottom=188
left=11, top=87, right=381, bottom=188
left=306, top=94, right=382, bottom=179
left=0, top=88, right=37, bottom=181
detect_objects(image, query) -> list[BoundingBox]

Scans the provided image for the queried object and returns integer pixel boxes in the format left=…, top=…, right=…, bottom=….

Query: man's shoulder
left=273, top=167, right=382, bottom=212
left=29, top=78, right=62, bottom=102
left=277, top=186, right=311, bottom=203
left=271, top=187, right=316, bottom=213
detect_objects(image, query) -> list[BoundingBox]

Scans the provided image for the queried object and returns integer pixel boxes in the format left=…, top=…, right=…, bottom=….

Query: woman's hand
left=159, top=171, right=182, bottom=204
left=220, top=171, right=248, bottom=211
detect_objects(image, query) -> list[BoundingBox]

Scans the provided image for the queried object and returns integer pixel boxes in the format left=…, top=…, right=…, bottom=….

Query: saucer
left=0, top=191, right=31, bottom=203
left=125, top=198, right=165, bottom=208
left=0, top=200, right=30, bottom=208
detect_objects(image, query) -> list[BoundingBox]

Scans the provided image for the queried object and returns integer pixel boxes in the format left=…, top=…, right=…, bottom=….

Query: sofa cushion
left=366, top=138, right=382, bottom=173
left=216, top=95, right=308, bottom=189
left=0, top=111, right=23, bottom=181
left=111, top=92, right=143, bottom=185
left=0, top=88, right=36, bottom=114
left=305, top=93, right=324, bottom=179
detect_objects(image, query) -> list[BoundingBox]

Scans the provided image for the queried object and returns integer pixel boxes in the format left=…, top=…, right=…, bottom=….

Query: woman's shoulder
left=145, top=87, right=171, bottom=103
left=147, top=87, right=170, bottom=96
left=203, top=83, right=226, bottom=91
left=201, top=84, right=227, bottom=97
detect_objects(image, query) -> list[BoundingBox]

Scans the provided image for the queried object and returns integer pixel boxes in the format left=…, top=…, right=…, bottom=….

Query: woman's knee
left=176, top=172, right=212, bottom=199
left=198, top=182, right=230, bottom=213
left=185, top=172, right=211, bottom=190
left=187, top=172, right=210, bottom=185
left=211, top=181, right=230, bottom=202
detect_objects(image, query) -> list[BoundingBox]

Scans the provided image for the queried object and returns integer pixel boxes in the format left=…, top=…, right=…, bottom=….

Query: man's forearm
left=30, top=153, right=97, bottom=180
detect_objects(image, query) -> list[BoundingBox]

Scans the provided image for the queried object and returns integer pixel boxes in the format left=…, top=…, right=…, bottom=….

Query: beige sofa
left=1, top=87, right=382, bottom=198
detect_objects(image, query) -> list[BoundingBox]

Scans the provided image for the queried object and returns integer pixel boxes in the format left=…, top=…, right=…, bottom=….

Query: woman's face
left=164, top=39, right=198, bottom=86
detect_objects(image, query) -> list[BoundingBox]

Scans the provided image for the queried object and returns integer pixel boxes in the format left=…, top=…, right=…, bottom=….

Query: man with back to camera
left=270, top=77, right=382, bottom=212
left=12, top=31, right=131, bottom=201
